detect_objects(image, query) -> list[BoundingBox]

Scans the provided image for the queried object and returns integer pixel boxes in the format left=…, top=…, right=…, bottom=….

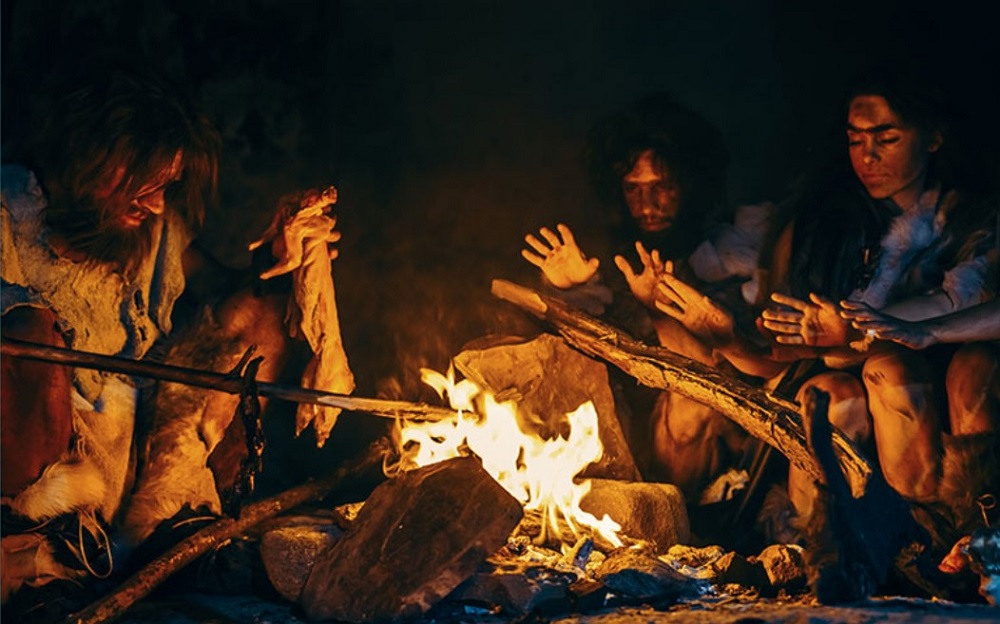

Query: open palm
left=521, top=224, right=599, bottom=289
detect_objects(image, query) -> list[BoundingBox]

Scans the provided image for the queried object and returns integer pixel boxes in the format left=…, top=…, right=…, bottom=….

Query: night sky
left=3, top=0, right=999, bottom=477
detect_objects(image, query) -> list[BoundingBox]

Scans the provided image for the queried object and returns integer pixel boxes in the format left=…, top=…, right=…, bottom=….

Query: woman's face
left=622, top=149, right=681, bottom=233
left=847, top=95, right=941, bottom=209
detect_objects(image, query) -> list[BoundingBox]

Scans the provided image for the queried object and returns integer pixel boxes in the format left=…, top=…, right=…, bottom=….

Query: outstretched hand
left=614, top=241, right=665, bottom=309
left=761, top=292, right=851, bottom=347
left=654, top=261, right=735, bottom=345
left=521, top=223, right=599, bottom=289
left=840, top=300, right=934, bottom=350
left=249, top=186, right=342, bottom=280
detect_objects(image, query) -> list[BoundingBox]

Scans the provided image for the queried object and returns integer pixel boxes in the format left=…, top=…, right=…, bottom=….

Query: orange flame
left=389, top=365, right=622, bottom=549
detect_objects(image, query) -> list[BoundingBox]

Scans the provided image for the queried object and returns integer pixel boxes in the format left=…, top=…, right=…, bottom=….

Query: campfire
left=261, top=326, right=811, bottom=622
left=17, top=279, right=996, bottom=623
left=389, top=365, right=624, bottom=550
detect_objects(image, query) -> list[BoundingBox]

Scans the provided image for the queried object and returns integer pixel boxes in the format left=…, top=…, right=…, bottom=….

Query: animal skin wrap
left=268, top=187, right=355, bottom=446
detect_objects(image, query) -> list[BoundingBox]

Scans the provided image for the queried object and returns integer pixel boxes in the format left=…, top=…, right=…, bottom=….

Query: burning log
left=491, top=279, right=873, bottom=494
left=299, top=455, right=523, bottom=622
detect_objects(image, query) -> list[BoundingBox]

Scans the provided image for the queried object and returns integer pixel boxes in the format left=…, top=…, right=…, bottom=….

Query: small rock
left=755, top=543, right=807, bottom=592
left=595, top=546, right=709, bottom=601
left=712, top=551, right=769, bottom=590
left=582, top=480, right=690, bottom=551
left=260, top=524, right=342, bottom=602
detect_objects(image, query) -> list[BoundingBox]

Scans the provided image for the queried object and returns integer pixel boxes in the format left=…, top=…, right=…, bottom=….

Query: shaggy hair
left=584, top=92, right=730, bottom=259
left=23, top=57, right=221, bottom=272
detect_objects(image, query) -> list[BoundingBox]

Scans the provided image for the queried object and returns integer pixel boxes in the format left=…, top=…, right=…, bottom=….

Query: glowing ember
left=388, top=365, right=623, bottom=550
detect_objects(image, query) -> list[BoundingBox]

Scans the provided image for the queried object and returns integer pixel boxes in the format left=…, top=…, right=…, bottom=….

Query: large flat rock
left=299, top=456, right=523, bottom=622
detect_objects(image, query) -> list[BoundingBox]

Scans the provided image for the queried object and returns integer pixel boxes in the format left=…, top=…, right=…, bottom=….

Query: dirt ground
left=109, top=592, right=999, bottom=624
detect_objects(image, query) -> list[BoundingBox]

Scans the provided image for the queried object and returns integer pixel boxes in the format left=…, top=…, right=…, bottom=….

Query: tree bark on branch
left=491, top=279, right=873, bottom=495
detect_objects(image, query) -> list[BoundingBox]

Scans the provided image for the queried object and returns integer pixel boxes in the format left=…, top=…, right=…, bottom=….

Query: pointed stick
left=1, top=337, right=455, bottom=422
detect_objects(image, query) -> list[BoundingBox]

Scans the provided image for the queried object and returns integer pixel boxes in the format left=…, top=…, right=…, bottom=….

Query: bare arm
left=841, top=299, right=1000, bottom=349
left=877, top=291, right=960, bottom=322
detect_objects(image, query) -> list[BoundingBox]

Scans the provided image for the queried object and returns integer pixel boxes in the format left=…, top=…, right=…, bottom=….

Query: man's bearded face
left=622, top=149, right=682, bottom=234
left=52, top=151, right=183, bottom=271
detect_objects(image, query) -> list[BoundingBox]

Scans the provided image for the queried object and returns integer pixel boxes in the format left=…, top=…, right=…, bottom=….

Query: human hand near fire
left=653, top=261, right=735, bottom=346
left=249, top=185, right=342, bottom=280
left=615, top=241, right=665, bottom=310
left=761, top=292, right=853, bottom=347
left=522, top=224, right=599, bottom=289
left=839, top=300, right=936, bottom=350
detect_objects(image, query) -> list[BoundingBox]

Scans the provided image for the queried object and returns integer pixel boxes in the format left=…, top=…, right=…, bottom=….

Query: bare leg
left=788, top=372, right=870, bottom=518
left=650, top=391, right=748, bottom=502
left=946, top=342, right=1000, bottom=436
left=199, top=289, right=296, bottom=450
left=862, top=348, right=942, bottom=500
left=121, top=289, right=300, bottom=546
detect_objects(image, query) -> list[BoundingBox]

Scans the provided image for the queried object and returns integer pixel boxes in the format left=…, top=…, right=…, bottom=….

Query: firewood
left=490, top=279, right=873, bottom=495
left=63, top=442, right=386, bottom=624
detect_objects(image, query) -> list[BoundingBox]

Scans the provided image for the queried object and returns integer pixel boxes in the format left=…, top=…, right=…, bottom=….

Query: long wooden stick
left=64, top=443, right=386, bottom=624
left=1, top=337, right=456, bottom=422
left=491, top=279, right=873, bottom=494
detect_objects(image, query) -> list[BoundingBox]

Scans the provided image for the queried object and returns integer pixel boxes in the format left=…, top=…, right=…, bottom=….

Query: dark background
left=4, top=0, right=999, bottom=479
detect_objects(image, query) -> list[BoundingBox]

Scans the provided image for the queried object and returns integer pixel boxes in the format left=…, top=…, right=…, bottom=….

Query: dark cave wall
left=3, top=0, right=999, bottom=478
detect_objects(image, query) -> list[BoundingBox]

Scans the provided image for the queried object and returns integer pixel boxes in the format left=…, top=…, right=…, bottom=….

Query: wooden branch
left=1, top=337, right=456, bottom=422
left=491, top=279, right=873, bottom=494
left=64, top=443, right=387, bottom=624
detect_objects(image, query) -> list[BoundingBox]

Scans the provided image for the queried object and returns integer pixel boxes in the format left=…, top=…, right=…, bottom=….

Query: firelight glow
left=390, top=365, right=623, bottom=550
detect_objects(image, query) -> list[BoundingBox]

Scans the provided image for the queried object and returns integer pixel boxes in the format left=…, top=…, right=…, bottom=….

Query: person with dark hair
left=655, top=64, right=999, bottom=595
left=761, top=66, right=998, bottom=513
left=521, top=93, right=774, bottom=525
left=1, top=60, right=348, bottom=619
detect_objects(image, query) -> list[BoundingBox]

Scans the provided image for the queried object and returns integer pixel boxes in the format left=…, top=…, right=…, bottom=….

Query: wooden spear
left=490, top=278, right=874, bottom=495
left=1, top=337, right=456, bottom=422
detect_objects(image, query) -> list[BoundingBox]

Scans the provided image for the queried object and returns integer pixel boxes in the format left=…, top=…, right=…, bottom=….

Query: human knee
left=1, top=307, right=65, bottom=346
left=947, top=343, right=1000, bottom=435
left=862, top=349, right=937, bottom=421
left=862, top=348, right=933, bottom=390
left=947, top=343, right=999, bottom=392
left=796, top=372, right=870, bottom=443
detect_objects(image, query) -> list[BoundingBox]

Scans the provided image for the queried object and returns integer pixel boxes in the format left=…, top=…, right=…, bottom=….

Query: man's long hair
left=584, top=92, right=730, bottom=258
left=27, top=60, right=221, bottom=272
